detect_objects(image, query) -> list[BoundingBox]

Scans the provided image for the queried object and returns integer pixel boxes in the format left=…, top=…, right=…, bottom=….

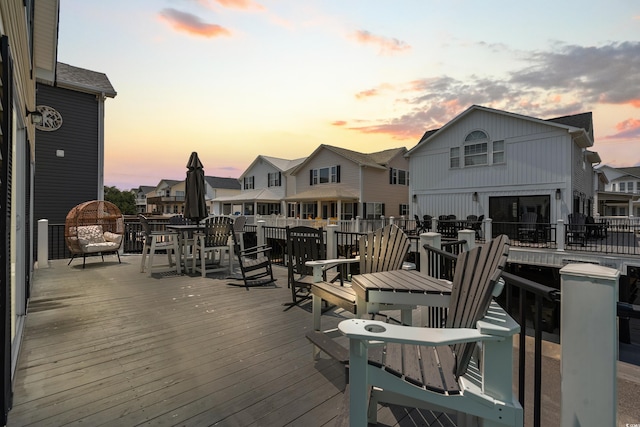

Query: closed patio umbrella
left=184, top=152, right=208, bottom=222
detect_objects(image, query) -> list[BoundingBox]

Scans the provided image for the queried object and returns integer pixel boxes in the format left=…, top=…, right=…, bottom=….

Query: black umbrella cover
left=184, top=152, right=208, bottom=222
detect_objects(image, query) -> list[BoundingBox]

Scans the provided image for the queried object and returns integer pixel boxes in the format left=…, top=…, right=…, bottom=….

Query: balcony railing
left=146, top=195, right=185, bottom=204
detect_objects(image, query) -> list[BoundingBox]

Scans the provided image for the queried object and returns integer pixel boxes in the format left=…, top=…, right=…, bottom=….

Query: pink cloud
left=354, top=83, right=396, bottom=99
left=159, top=8, right=231, bottom=38
left=331, top=120, right=347, bottom=127
left=351, top=30, right=410, bottom=55
left=214, top=0, right=265, bottom=11
left=605, top=118, right=640, bottom=139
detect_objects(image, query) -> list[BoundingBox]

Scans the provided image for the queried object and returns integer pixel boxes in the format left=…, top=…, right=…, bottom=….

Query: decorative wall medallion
left=35, top=105, right=63, bottom=131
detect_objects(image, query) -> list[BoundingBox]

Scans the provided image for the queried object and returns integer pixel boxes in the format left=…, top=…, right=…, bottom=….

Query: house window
left=301, top=203, right=317, bottom=219
left=257, top=203, right=280, bottom=215
left=492, top=140, right=504, bottom=164
left=364, top=202, right=384, bottom=219
left=243, top=176, right=254, bottom=190
left=389, top=168, right=409, bottom=185
left=464, top=130, right=488, bottom=166
left=268, top=172, right=281, bottom=187
left=450, top=147, right=460, bottom=168
left=620, top=182, right=626, bottom=192
left=399, top=204, right=409, bottom=216
left=311, top=165, right=340, bottom=185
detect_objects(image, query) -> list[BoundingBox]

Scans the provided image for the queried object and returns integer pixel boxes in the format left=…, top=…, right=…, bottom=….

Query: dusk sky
left=57, top=0, right=640, bottom=191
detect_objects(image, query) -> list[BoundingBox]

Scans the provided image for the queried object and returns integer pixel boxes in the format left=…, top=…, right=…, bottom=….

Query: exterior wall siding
left=34, top=84, right=99, bottom=224
left=362, top=152, right=409, bottom=217
left=409, top=108, right=585, bottom=223
left=243, top=159, right=285, bottom=199
left=295, top=148, right=359, bottom=193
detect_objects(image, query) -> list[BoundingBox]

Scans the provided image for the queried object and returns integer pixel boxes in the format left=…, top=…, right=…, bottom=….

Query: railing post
left=37, top=219, right=49, bottom=269
left=355, top=216, right=361, bottom=233
left=326, top=224, right=338, bottom=259
left=256, top=220, right=265, bottom=247
left=389, top=216, right=395, bottom=226
left=485, top=217, right=492, bottom=240
left=419, top=232, right=441, bottom=278
left=557, top=219, right=565, bottom=251
left=458, top=229, right=475, bottom=251
left=560, top=263, right=619, bottom=427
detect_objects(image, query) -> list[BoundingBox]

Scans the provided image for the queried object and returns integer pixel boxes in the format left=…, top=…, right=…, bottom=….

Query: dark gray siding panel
left=34, top=84, right=99, bottom=225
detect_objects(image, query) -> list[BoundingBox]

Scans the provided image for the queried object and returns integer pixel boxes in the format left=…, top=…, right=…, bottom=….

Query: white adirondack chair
left=339, top=235, right=523, bottom=427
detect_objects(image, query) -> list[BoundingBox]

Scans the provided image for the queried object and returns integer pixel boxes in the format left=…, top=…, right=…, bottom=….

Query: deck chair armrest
left=305, top=258, right=359, bottom=268
left=150, top=230, right=178, bottom=236
left=306, top=258, right=359, bottom=283
left=476, top=301, right=520, bottom=337
left=338, top=319, right=501, bottom=347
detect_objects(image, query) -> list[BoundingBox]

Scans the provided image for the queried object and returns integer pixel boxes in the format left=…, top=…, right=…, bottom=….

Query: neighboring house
left=34, top=62, right=117, bottom=225
left=146, top=179, right=183, bottom=214
left=213, top=155, right=305, bottom=216
left=146, top=177, right=241, bottom=216
left=406, top=105, right=600, bottom=230
left=1, top=1, right=59, bottom=422
left=204, top=176, right=241, bottom=215
left=134, top=185, right=156, bottom=214
left=286, top=145, right=410, bottom=220
left=594, top=165, right=640, bottom=217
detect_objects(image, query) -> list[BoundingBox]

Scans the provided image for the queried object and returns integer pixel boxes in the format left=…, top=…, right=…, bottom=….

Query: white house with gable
left=407, top=105, right=601, bottom=236
left=213, top=155, right=305, bottom=216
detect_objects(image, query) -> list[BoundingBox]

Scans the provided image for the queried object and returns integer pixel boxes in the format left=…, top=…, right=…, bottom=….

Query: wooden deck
left=9, top=255, right=640, bottom=426
left=8, top=255, right=455, bottom=426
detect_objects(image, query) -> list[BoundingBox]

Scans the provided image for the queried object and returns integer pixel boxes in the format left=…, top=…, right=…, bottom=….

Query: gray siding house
left=34, top=62, right=116, bottom=225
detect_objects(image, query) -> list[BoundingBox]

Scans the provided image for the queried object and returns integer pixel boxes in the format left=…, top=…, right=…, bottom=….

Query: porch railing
left=41, top=214, right=640, bottom=262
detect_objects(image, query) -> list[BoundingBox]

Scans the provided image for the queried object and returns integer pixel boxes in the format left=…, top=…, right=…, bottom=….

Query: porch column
left=556, top=219, right=565, bottom=251
left=419, top=232, right=441, bottom=279
left=37, top=219, right=49, bottom=269
left=256, top=220, right=265, bottom=247
left=458, top=229, right=475, bottom=251
left=560, top=264, right=619, bottom=427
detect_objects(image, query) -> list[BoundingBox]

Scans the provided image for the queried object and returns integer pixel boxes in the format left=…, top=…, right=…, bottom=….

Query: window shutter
left=389, top=168, right=393, bottom=184
left=336, top=165, right=341, bottom=183
left=278, top=171, right=282, bottom=186
left=267, top=173, right=271, bottom=187
left=362, top=203, right=367, bottom=217
left=381, top=204, right=385, bottom=216
left=310, top=170, right=313, bottom=186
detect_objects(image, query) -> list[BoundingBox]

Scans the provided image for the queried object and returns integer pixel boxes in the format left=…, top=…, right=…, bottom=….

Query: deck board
left=12, top=255, right=638, bottom=426
left=9, top=255, right=450, bottom=426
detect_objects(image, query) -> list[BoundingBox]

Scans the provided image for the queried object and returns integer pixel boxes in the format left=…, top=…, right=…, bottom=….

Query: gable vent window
left=464, top=130, right=488, bottom=166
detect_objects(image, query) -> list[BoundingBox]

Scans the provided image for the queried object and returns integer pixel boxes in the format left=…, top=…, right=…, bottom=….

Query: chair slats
left=383, top=343, right=403, bottom=378
left=447, top=235, right=510, bottom=377
left=359, top=225, right=410, bottom=274
left=374, top=236, right=510, bottom=388
left=401, top=344, right=422, bottom=387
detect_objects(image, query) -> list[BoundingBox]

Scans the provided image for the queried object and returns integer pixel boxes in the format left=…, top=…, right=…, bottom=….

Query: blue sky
left=57, top=0, right=640, bottom=190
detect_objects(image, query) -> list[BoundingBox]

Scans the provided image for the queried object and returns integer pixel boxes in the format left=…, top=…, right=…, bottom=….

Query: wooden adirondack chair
left=339, top=235, right=523, bottom=427
left=306, top=224, right=412, bottom=362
